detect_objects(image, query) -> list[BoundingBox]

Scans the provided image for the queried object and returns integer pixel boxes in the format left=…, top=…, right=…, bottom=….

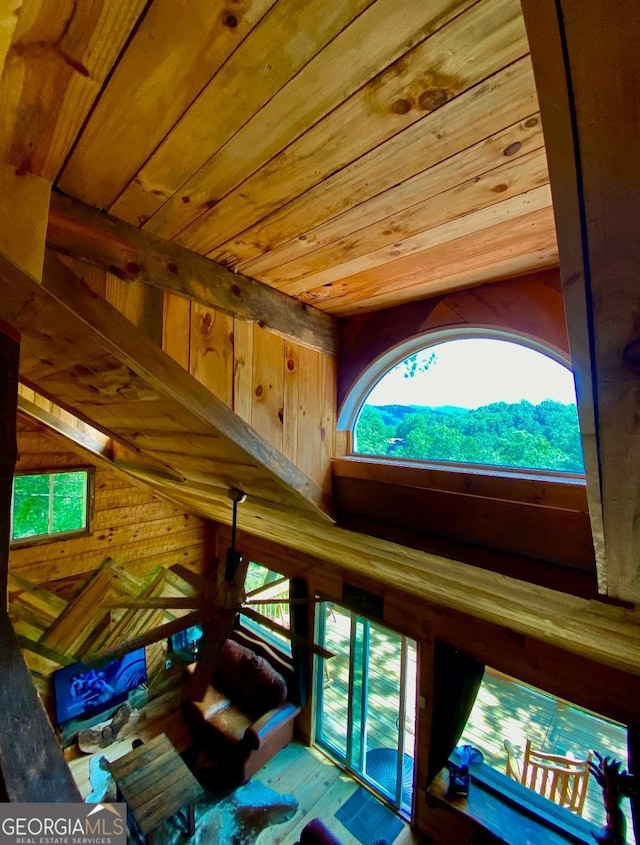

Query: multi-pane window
left=11, top=470, right=90, bottom=543
left=240, top=561, right=291, bottom=656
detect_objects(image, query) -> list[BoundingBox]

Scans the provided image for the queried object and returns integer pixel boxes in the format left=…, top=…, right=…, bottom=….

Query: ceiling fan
left=93, top=488, right=330, bottom=700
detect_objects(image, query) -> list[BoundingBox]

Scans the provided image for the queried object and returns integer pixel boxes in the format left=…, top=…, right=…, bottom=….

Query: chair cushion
left=239, top=654, right=288, bottom=718
left=207, top=704, right=252, bottom=744
left=214, top=639, right=254, bottom=700
left=196, top=685, right=232, bottom=721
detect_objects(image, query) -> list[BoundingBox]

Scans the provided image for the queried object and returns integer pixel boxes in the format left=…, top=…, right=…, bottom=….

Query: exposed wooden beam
left=0, top=248, right=332, bottom=528
left=104, top=597, right=203, bottom=610
left=522, top=0, right=640, bottom=602
left=47, top=191, right=338, bottom=356
left=0, top=2, right=21, bottom=82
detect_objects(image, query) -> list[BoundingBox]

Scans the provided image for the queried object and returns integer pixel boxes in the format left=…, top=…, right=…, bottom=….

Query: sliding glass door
left=314, top=602, right=417, bottom=816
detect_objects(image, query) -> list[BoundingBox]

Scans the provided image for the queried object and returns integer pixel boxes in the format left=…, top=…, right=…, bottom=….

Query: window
left=459, top=667, right=634, bottom=841
left=11, top=470, right=90, bottom=544
left=240, top=562, right=291, bottom=656
left=347, top=333, right=584, bottom=475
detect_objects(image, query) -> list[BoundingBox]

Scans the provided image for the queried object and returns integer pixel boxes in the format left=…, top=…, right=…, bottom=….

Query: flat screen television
left=53, top=648, right=147, bottom=727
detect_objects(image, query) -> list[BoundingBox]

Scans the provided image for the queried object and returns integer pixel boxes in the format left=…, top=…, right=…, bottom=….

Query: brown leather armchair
left=182, top=632, right=300, bottom=784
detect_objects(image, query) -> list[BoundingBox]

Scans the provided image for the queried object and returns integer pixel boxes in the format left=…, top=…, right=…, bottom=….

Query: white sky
left=366, top=339, right=577, bottom=409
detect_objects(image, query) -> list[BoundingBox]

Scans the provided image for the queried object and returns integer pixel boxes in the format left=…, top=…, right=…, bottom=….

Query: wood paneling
left=333, top=465, right=594, bottom=574
left=159, top=295, right=337, bottom=494
left=10, top=419, right=215, bottom=586
left=0, top=0, right=147, bottom=179
left=0, top=0, right=557, bottom=312
left=338, top=268, right=568, bottom=406
left=0, top=163, right=50, bottom=280
left=0, top=249, right=331, bottom=522
left=57, top=0, right=277, bottom=210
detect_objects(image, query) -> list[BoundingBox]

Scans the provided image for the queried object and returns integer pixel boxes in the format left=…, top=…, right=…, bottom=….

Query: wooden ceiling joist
left=522, top=0, right=640, bottom=603
left=46, top=192, right=338, bottom=356
left=0, top=247, right=333, bottom=531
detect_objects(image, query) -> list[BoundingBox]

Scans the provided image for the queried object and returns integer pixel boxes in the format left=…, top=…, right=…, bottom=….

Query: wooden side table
left=109, top=733, right=202, bottom=844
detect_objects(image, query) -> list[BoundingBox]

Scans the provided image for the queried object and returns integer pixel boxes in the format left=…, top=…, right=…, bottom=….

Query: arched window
left=345, top=333, right=584, bottom=475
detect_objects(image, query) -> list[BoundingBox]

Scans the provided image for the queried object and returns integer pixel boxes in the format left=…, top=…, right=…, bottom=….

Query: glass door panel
left=315, top=602, right=350, bottom=758
left=314, top=601, right=417, bottom=817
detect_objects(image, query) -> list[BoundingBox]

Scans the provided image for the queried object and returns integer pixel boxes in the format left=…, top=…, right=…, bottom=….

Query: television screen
left=53, top=648, right=147, bottom=726
left=169, top=623, right=203, bottom=657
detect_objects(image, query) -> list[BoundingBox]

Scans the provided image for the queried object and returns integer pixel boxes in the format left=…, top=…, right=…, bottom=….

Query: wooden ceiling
left=1, top=0, right=556, bottom=316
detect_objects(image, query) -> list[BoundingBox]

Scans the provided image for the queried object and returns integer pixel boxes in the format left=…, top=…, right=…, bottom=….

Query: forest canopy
left=354, top=399, right=584, bottom=473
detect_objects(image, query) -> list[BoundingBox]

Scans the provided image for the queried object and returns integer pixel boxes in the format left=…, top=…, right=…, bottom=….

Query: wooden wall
left=59, top=255, right=336, bottom=495
left=229, top=526, right=640, bottom=843
left=10, top=416, right=215, bottom=588
left=164, top=292, right=336, bottom=493
left=9, top=413, right=217, bottom=714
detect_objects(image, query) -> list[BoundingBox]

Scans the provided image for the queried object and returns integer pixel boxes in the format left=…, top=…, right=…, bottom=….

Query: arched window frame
left=338, top=326, right=584, bottom=480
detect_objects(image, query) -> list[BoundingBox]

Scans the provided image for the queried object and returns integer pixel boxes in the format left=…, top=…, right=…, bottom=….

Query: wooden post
left=521, top=0, right=640, bottom=601
left=0, top=165, right=80, bottom=801
left=0, top=324, right=18, bottom=605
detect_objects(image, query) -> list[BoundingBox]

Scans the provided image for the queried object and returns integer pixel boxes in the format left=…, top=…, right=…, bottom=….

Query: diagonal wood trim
left=46, top=192, right=338, bottom=356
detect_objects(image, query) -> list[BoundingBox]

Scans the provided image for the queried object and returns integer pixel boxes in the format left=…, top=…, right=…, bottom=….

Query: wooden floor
left=67, top=690, right=420, bottom=845
left=460, top=668, right=634, bottom=839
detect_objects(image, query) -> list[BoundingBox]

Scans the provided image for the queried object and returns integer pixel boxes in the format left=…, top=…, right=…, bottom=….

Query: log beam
left=47, top=191, right=338, bottom=356
left=522, top=0, right=640, bottom=601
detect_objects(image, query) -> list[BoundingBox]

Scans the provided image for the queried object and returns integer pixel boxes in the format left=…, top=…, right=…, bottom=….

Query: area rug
left=334, top=786, right=403, bottom=845
left=86, top=761, right=297, bottom=845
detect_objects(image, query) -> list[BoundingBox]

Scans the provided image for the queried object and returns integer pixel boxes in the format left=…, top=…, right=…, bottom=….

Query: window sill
left=426, top=765, right=595, bottom=845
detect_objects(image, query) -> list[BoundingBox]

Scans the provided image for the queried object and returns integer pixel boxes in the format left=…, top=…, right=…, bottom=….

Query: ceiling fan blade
left=243, top=597, right=327, bottom=607
left=245, top=575, right=289, bottom=598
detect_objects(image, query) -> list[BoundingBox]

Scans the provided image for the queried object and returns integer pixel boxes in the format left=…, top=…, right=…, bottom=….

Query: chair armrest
left=244, top=702, right=300, bottom=750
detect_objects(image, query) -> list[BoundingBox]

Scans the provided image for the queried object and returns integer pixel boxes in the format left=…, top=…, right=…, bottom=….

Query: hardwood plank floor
left=66, top=690, right=421, bottom=844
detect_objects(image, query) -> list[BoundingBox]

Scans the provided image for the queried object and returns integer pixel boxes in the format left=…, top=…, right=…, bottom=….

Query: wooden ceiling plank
left=273, top=159, right=551, bottom=294
left=108, top=0, right=377, bottom=230
left=522, top=0, right=640, bottom=601
left=58, top=0, right=277, bottom=209
left=0, top=249, right=332, bottom=522
left=216, top=56, right=539, bottom=274
left=238, top=113, right=545, bottom=277
left=323, top=248, right=560, bottom=316
left=176, top=0, right=529, bottom=256
left=138, top=0, right=478, bottom=242
left=0, top=0, right=148, bottom=180
left=46, top=192, right=337, bottom=356
left=306, top=206, right=557, bottom=312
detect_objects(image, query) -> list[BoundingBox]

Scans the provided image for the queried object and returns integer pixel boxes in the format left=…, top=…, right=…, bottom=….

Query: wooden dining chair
left=504, top=739, right=593, bottom=816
